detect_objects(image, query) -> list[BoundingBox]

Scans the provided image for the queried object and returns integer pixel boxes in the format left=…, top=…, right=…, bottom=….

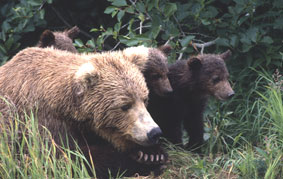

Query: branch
left=50, top=6, right=93, bottom=39
left=193, top=38, right=219, bottom=54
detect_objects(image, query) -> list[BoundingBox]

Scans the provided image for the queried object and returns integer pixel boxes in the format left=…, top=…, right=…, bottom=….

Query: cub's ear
left=220, top=50, right=232, bottom=61
left=187, top=57, right=202, bottom=71
left=74, top=63, right=99, bottom=96
left=158, top=45, right=172, bottom=56
left=67, top=26, right=80, bottom=39
left=38, top=30, right=55, bottom=47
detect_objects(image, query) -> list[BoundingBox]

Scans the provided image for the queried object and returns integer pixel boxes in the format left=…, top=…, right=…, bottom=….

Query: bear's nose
left=227, top=91, right=235, bottom=99
left=147, top=127, right=162, bottom=145
left=164, top=88, right=173, bottom=96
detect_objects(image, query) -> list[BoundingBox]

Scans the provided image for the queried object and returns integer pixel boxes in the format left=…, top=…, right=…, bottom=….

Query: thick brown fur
left=36, top=26, right=79, bottom=53
left=123, top=45, right=173, bottom=97
left=148, top=50, right=234, bottom=152
left=0, top=47, right=155, bottom=151
left=0, top=47, right=167, bottom=178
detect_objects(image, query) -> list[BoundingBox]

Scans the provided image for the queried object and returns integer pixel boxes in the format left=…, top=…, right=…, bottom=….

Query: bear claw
left=156, top=154, right=159, bottom=162
left=137, top=151, right=143, bottom=161
left=150, top=154, right=154, bottom=162
left=160, top=154, right=164, bottom=161
left=144, top=154, right=148, bottom=161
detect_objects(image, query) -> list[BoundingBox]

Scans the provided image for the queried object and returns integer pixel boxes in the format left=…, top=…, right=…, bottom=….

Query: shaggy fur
left=36, top=26, right=79, bottom=53
left=149, top=50, right=234, bottom=152
left=0, top=47, right=167, bottom=178
left=123, top=45, right=173, bottom=97
left=0, top=47, right=156, bottom=151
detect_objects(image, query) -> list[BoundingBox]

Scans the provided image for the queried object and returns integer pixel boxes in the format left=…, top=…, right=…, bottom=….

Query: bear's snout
left=147, top=127, right=162, bottom=145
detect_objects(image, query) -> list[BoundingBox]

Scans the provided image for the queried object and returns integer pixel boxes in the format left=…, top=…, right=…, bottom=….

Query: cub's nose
left=163, top=88, right=173, bottom=96
left=227, top=91, right=235, bottom=99
left=147, top=127, right=162, bottom=145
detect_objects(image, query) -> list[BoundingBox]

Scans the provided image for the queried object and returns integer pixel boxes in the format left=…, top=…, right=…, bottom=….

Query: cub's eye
left=121, top=103, right=132, bottom=111
left=151, top=73, right=162, bottom=80
left=212, top=76, right=221, bottom=84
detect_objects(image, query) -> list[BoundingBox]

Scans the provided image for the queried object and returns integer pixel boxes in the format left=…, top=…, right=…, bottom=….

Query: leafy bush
left=0, top=0, right=51, bottom=64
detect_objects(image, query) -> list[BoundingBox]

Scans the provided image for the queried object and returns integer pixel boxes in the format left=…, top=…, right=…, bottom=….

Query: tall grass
left=0, top=109, right=95, bottom=178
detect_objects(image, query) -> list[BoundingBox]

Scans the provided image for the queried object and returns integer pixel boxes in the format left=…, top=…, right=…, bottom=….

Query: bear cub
left=36, top=26, right=79, bottom=53
left=149, top=50, right=234, bottom=152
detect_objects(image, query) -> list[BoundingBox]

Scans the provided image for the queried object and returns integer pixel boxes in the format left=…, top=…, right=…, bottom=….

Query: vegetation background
left=0, top=0, right=282, bottom=178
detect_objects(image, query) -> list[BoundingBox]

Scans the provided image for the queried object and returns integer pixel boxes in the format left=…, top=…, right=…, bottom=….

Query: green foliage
left=0, top=0, right=282, bottom=178
left=0, top=0, right=50, bottom=64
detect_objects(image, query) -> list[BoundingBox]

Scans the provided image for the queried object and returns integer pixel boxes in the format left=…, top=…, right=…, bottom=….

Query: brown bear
left=38, top=33, right=171, bottom=177
left=36, top=26, right=79, bottom=53
left=0, top=47, right=165, bottom=178
left=148, top=50, right=234, bottom=152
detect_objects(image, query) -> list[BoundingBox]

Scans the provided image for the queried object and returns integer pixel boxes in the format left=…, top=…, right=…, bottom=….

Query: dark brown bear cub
left=36, top=26, right=79, bottom=53
left=149, top=50, right=234, bottom=152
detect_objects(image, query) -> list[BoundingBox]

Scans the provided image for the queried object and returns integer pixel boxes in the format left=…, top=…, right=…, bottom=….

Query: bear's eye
left=151, top=73, right=162, bottom=80
left=212, top=76, right=221, bottom=84
left=121, top=103, right=132, bottom=111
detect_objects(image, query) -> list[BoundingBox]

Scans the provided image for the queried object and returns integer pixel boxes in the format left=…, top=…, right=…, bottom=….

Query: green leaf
left=1, top=21, right=11, bottom=33
left=0, top=44, right=7, bottom=54
left=111, top=0, right=127, bottom=7
left=74, top=39, right=84, bottom=48
left=114, top=22, right=121, bottom=32
left=261, top=36, right=273, bottom=44
left=104, top=6, right=116, bottom=14
left=86, top=39, right=96, bottom=48
left=216, top=38, right=230, bottom=47
left=247, top=27, right=258, bottom=43
left=117, top=10, right=125, bottom=22
left=201, top=19, right=211, bottom=25
left=4, top=37, right=14, bottom=51
left=90, top=28, right=100, bottom=32
left=138, top=13, right=145, bottom=22
left=163, top=3, right=177, bottom=17
left=180, top=35, right=195, bottom=47
left=111, top=10, right=118, bottom=18
left=229, top=35, right=239, bottom=47
left=136, top=2, right=146, bottom=13
left=125, top=6, right=135, bottom=14
left=147, top=0, right=156, bottom=11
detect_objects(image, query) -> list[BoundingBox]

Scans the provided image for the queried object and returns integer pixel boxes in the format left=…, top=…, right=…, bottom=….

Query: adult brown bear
left=0, top=47, right=164, bottom=178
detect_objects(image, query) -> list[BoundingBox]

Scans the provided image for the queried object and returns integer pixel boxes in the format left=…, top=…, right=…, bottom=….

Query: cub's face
left=188, top=50, right=234, bottom=100
left=123, top=46, right=173, bottom=97
left=37, top=26, right=79, bottom=53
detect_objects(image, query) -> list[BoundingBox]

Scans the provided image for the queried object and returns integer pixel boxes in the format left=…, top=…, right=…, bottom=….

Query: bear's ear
left=74, top=74, right=100, bottom=96
left=220, top=50, right=232, bottom=61
left=66, top=26, right=80, bottom=39
left=158, top=45, right=172, bottom=56
left=74, top=62, right=99, bottom=96
left=188, top=57, right=202, bottom=71
left=39, top=30, right=55, bottom=47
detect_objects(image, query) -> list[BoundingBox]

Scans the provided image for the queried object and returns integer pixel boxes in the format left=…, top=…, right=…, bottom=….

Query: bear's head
left=37, top=26, right=79, bottom=53
left=72, top=53, right=162, bottom=152
left=187, top=50, right=234, bottom=100
left=123, top=45, right=173, bottom=97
